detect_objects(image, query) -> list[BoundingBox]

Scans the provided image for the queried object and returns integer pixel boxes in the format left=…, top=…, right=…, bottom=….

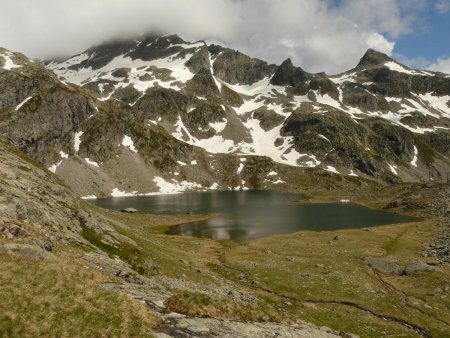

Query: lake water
left=91, top=191, right=420, bottom=241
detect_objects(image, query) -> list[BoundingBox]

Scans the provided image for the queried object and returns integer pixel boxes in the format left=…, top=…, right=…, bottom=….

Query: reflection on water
left=91, top=191, right=420, bottom=241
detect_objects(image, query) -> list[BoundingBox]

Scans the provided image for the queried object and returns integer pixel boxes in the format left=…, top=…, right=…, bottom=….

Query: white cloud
left=435, top=0, right=450, bottom=14
left=0, top=0, right=428, bottom=74
left=428, top=57, right=450, bottom=74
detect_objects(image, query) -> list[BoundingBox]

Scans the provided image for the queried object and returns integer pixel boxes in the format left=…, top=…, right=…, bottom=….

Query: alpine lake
left=91, top=190, right=420, bottom=241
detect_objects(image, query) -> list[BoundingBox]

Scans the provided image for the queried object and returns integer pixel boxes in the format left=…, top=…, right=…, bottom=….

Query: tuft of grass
left=166, top=292, right=283, bottom=322
left=0, top=251, right=159, bottom=338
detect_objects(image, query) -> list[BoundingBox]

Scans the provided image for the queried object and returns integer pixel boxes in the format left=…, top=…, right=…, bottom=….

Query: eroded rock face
left=0, top=55, right=96, bottom=166
left=281, top=110, right=416, bottom=179
left=209, top=45, right=276, bottom=85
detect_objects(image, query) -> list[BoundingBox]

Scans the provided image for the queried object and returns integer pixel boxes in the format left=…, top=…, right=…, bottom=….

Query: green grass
left=211, top=219, right=450, bottom=337
left=77, top=184, right=450, bottom=337
left=0, top=252, right=158, bottom=338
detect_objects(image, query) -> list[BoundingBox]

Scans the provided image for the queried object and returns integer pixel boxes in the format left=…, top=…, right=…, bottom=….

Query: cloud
left=435, top=0, right=450, bottom=14
left=394, top=53, right=450, bottom=75
left=428, top=56, right=450, bottom=74
left=0, top=0, right=427, bottom=74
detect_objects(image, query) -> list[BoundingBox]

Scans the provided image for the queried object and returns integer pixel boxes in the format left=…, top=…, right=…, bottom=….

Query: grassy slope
left=1, top=188, right=449, bottom=337
left=79, top=185, right=449, bottom=337
left=0, top=249, right=158, bottom=338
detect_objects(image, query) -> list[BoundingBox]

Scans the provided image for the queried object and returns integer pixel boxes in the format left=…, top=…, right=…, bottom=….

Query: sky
left=0, top=0, right=449, bottom=75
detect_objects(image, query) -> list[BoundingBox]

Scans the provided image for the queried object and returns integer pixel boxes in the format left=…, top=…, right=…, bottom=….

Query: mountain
left=1, top=32, right=450, bottom=198
left=0, top=44, right=339, bottom=198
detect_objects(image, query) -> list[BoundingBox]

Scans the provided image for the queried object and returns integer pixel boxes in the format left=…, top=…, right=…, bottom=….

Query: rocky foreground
left=0, top=137, right=345, bottom=337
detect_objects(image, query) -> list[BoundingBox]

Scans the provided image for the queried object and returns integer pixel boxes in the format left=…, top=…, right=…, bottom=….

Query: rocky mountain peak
left=270, top=58, right=309, bottom=87
left=357, top=48, right=393, bottom=67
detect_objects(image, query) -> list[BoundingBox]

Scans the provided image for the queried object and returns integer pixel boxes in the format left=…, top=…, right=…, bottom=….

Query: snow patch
left=173, top=116, right=236, bottom=153
left=171, top=41, right=205, bottom=50
left=74, top=131, right=83, bottom=153
left=325, top=166, right=340, bottom=174
left=111, top=188, right=138, bottom=197
left=384, top=62, right=420, bottom=76
left=209, top=119, right=227, bottom=133
left=236, top=163, right=244, bottom=174
left=388, top=164, right=398, bottom=175
left=153, top=176, right=202, bottom=194
left=15, top=96, right=32, bottom=111
left=122, top=135, right=138, bottom=152
left=417, top=93, right=450, bottom=118
left=84, top=158, right=99, bottom=167
left=411, top=146, right=418, bottom=167
left=330, top=72, right=357, bottom=84
left=208, top=183, right=220, bottom=190
left=208, top=52, right=222, bottom=92
left=48, top=161, right=63, bottom=173
left=48, top=150, right=69, bottom=173
left=0, top=52, right=22, bottom=70
left=318, top=134, right=330, bottom=142
left=50, top=52, right=196, bottom=91
left=81, top=195, right=97, bottom=200
left=348, top=170, right=358, bottom=177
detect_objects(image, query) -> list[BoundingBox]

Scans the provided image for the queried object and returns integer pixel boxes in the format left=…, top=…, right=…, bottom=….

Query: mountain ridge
left=1, top=32, right=449, bottom=198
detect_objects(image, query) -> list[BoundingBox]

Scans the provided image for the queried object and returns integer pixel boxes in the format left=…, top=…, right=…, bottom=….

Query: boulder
left=121, top=208, right=138, bottom=213
left=0, top=243, right=55, bottom=261
left=403, top=262, right=434, bottom=276
left=365, top=257, right=404, bottom=274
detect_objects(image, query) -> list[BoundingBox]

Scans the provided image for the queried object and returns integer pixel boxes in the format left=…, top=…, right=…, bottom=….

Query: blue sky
left=393, top=3, right=450, bottom=70
left=327, top=0, right=450, bottom=72
left=0, top=0, right=449, bottom=74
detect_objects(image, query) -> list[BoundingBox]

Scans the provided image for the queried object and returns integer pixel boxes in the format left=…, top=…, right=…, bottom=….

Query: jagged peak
left=280, top=58, right=294, bottom=67
left=270, top=58, right=309, bottom=87
left=357, top=49, right=393, bottom=67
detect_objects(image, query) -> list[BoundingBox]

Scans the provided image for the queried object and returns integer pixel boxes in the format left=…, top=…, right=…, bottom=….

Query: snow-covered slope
left=46, top=36, right=450, bottom=185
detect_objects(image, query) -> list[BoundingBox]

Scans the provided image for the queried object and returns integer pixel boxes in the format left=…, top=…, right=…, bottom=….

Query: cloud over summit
left=0, top=0, right=431, bottom=74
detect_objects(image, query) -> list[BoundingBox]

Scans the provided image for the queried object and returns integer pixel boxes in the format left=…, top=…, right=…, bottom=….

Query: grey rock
left=0, top=243, right=55, bottom=261
left=163, top=312, right=186, bottom=320
left=162, top=317, right=342, bottom=337
left=403, top=262, right=434, bottom=276
left=39, top=240, right=53, bottom=252
left=365, top=257, right=404, bottom=275
left=146, top=259, right=159, bottom=275
left=0, top=202, right=17, bottom=219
